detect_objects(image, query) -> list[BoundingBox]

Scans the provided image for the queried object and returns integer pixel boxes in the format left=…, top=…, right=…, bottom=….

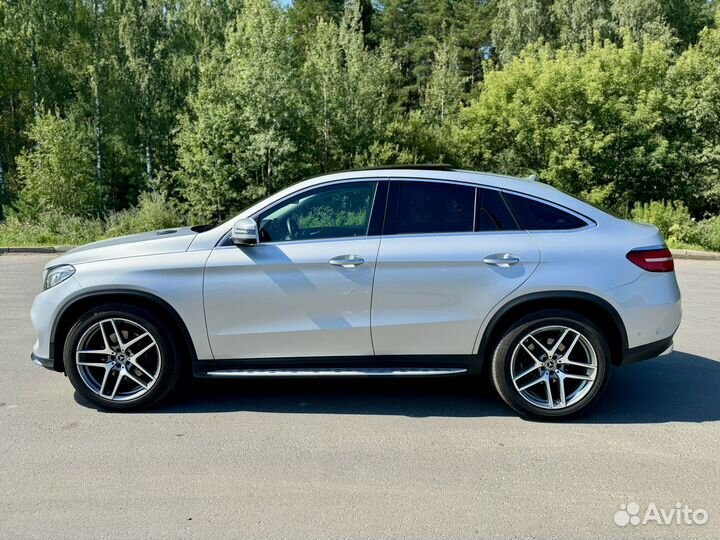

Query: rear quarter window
left=503, top=192, right=588, bottom=230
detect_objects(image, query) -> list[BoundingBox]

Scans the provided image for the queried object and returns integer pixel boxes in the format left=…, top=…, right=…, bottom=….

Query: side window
left=503, top=192, right=587, bottom=230
left=388, top=181, right=475, bottom=234
left=475, top=188, right=519, bottom=231
left=258, top=182, right=377, bottom=242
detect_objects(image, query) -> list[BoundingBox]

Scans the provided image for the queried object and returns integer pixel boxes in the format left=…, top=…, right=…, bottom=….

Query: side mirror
left=230, top=218, right=259, bottom=246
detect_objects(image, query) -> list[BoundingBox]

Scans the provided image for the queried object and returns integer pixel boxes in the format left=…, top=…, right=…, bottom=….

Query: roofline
left=307, top=165, right=539, bottom=183
left=306, top=164, right=455, bottom=180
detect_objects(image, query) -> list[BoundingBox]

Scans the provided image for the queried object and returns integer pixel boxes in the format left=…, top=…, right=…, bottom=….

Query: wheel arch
left=50, top=289, right=198, bottom=372
left=477, top=291, right=628, bottom=369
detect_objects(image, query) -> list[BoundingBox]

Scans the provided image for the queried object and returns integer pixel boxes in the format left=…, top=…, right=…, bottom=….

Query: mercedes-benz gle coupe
left=31, top=166, right=681, bottom=419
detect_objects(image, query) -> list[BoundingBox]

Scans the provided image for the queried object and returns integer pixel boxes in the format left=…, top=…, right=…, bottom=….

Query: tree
left=117, top=0, right=192, bottom=190
left=666, top=17, right=720, bottom=214
left=458, top=35, right=678, bottom=212
left=611, top=0, right=714, bottom=46
left=421, top=39, right=465, bottom=125
left=16, top=110, right=98, bottom=217
left=492, top=0, right=555, bottom=65
left=302, top=1, right=397, bottom=172
left=552, top=0, right=614, bottom=47
left=176, top=0, right=305, bottom=222
left=373, top=0, right=494, bottom=106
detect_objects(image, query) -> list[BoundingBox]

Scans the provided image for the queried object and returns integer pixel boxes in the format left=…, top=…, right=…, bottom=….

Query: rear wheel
left=490, top=310, right=610, bottom=420
left=63, top=304, right=182, bottom=410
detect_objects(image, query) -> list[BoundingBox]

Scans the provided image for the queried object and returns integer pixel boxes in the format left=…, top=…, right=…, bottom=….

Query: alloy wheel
left=509, top=325, right=598, bottom=410
left=75, top=317, right=162, bottom=402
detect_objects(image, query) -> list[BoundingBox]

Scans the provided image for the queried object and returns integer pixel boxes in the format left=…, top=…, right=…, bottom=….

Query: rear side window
left=503, top=192, right=587, bottom=230
left=388, top=181, right=475, bottom=234
left=475, top=188, right=519, bottom=231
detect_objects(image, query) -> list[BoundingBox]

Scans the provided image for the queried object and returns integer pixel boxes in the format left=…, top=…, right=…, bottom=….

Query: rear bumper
left=620, top=336, right=674, bottom=366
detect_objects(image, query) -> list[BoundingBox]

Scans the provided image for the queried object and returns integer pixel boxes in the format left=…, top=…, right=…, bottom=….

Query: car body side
left=31, top=169, right=681, bottom=374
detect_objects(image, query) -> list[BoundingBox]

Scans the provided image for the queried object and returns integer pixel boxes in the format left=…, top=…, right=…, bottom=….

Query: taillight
left=626, top=247, right=674, bottom=272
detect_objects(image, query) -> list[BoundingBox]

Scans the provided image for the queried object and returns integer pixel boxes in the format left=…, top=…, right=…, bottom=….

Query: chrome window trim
left=216, top=176, right=596, bottom=246
left=219, top=178, right=384, bottom=247
left=499, top=188, right=596, bottom=232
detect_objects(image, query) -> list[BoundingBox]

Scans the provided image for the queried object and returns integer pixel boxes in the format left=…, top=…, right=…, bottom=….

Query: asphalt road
left=1, top=254, right=719, bottom=540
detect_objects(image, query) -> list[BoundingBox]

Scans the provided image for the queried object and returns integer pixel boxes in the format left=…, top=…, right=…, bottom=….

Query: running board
left=205, top=367, right=467, bottom=378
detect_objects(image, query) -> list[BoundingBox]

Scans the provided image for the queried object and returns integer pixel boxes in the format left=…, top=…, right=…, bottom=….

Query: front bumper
left=31, top=352, right=55, bottom=370
left=620, top=336, right=674, bottom=366
left=30, top=275, right=82, bottom=370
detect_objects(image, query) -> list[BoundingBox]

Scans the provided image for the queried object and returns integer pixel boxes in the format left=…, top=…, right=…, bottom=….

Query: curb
left=670, top=249, right=720, bottom=261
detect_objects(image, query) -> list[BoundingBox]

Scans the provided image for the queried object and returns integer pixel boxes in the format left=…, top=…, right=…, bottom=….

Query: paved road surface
left=1, top=254, right=719, bottom=539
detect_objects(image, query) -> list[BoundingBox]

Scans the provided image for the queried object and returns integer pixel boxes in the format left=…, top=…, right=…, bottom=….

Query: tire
left=63, top=303, right=183, bottom=411
left=490, top=309, right=610, bottom=420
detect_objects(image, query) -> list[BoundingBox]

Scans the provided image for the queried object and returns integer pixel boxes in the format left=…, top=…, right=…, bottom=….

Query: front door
left=204, top=180, right=382, bottom=360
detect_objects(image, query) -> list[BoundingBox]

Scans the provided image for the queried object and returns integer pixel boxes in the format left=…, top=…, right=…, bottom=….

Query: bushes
left=631, top=201, right=697, bottom=246
left=0, top=210, right=104, bottom=247
left=104, top=193, right=183, bottom=238
left=696, top=217, right=720, bottom=252
left=15, top=111, right=100, bottom=218
left=0, top=193, right=183, bottom=247
left=630, top=200, right=720, bottom=251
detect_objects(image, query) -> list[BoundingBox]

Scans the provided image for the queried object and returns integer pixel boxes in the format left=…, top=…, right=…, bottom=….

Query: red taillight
left=626, top=247, right=674, bottom=272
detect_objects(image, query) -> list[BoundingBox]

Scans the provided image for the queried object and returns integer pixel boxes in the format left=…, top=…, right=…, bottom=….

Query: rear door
left=371, top=180, right=541, bottom=355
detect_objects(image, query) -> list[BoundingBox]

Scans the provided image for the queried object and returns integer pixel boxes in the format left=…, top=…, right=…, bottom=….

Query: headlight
left=43, top=265, right=75, bottom=290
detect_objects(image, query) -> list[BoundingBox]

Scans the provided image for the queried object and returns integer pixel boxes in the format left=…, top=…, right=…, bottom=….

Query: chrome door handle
left=329, top=255, right=365, bottom=268
left=483, top=253, right=520, bottom=267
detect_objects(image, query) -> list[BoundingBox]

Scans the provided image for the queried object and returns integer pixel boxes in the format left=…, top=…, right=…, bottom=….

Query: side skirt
left=192, top=355, right=481, bottom=378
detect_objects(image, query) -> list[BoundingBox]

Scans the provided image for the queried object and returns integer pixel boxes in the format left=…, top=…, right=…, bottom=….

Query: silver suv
left=31, top=167, right=681, bottom=419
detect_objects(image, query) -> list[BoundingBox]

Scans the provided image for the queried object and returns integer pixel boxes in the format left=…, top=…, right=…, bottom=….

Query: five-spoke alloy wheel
left=491, top=310, right=610, bottom=420
left=64, top=304, right=181, bottom=410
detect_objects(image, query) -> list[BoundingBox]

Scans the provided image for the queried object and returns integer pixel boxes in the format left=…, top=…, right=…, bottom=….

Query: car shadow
left=75, top=351, right=720, bottom=423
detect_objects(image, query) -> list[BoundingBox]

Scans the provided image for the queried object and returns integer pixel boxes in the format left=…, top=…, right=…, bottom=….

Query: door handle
left=483, top=253, right=520, bottom=267
left=329, top=255, right=365, bottom=268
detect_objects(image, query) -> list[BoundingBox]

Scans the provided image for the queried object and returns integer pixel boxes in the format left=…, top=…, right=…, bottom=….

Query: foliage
left=457, top=36, right=683, bottom=210
left=696, top=216, right=720, bottom=252
left=302, top=3, right=397, bottom=171
left=15, top=110, right=99, bottom=217
left=0, top=210, right=104, bottom=247
left=104, top=192, right=184, bottom=237
left=0, top=192, right=181, bottom=246
left=665, top=13, right=720, bottom=213
left=175, top=0, right=305, bottom=223
left=1, top=0, right=719, bottom=251
left=631, top=200, right=698, bottom=245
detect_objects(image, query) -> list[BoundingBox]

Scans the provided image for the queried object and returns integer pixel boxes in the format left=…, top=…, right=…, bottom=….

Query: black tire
left=63, top=303, right=183, bottom=411
left=490, top=309, right=610, bottom=420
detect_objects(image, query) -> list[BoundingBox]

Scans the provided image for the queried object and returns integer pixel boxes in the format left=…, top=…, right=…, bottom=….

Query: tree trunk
left=92, top=0, right=104, bottom=212
left=94, top=80, right=104, bottom=209
left=0, top=143, right=6, bottom=216
left=145, top=142, right=154, bottom=188
left=30, top=39, right=41, bottom=119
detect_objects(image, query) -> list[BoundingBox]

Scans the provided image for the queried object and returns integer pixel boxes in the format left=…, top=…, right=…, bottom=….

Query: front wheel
left=490, top=310, right=610, bottom=420
left=63, top=304, right=182, bottom=410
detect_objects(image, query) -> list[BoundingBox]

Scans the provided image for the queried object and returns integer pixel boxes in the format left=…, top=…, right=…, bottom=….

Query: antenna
left=528, top=173, right=538, bottom=182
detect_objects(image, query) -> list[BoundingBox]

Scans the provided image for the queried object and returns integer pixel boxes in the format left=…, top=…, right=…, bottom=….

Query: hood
left=46, top=227, right=198, bottom=268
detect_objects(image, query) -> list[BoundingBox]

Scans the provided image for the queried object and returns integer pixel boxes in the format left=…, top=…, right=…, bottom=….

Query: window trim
left=217, top=177, right=596, bottom=246
left=217, top=179, right=390, bottom=247
left=500, top=189, right=595, bottom=232
left=249, top=179, right=387, bottom=246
